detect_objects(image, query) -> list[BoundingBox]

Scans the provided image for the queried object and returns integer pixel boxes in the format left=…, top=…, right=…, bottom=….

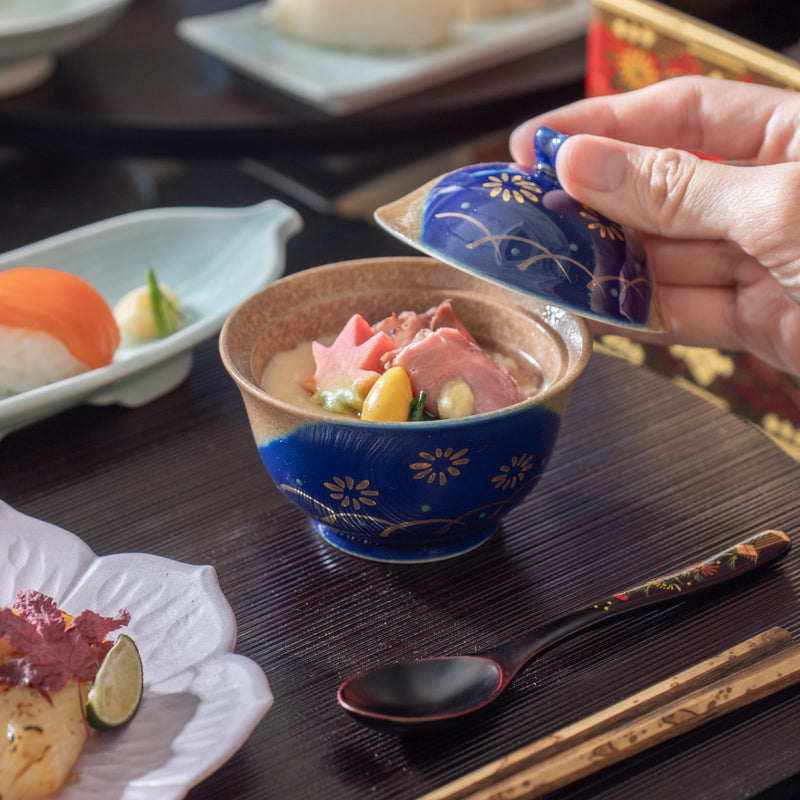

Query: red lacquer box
left=585, top=0, right=800, bottom=460
left=587, top=0, right=800, bottom=96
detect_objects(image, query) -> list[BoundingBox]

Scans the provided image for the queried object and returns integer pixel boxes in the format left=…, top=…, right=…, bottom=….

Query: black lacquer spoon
left=337, top=530, right=790, bottom=733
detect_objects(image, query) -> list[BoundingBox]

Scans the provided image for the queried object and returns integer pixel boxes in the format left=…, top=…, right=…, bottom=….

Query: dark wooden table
left=2, top=4, right=800, bottom=790
left=2, top=153, right=800, bottom=800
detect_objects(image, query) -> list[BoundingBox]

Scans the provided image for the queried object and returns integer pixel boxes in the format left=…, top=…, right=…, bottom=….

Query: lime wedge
left=86, top=634, right=144, bottom=730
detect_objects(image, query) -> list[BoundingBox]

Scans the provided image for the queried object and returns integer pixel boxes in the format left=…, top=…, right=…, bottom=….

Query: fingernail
left=561, top=136, right=627, bottom=192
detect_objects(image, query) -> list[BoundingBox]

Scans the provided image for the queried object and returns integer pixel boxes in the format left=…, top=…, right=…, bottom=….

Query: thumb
left=554, top=134, right=739, bottom=239
left=555, top=134, right=800, bottom=300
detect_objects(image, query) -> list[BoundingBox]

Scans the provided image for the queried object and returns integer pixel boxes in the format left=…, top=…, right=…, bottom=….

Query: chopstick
left=420, top=626, right=799, bottom=800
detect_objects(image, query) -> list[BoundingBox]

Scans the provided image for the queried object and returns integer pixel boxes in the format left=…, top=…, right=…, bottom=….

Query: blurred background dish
left=177, top=0, right=589, bottom=114
left=0, top=0, right=133, bottom=97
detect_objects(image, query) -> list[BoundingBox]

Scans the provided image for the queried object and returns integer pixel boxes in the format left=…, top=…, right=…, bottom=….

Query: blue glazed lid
left=374, top=127, right=666, bottom=332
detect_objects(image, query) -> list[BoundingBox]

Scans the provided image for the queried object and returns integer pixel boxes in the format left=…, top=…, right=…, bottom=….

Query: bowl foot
left=311, top=521, right=498, bottom=563
left=0, top=56, right=55, bottom=98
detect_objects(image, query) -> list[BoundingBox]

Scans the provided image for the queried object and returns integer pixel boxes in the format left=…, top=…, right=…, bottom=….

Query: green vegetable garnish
left=314, top=386, right=365, bottom=415
left=408, top=391, right=427, bottom=422
left=146, top=267, right=183, bottom=339
left=146, top=267, right=167, bottom=339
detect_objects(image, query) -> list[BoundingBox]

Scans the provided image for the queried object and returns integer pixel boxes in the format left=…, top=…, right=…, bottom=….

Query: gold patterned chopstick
left=420, top=627, right=798, bottom=800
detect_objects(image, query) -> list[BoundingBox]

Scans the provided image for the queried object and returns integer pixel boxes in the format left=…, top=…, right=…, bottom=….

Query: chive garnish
left=408, top=391, right=427, bottom=422
left=146, top=267, right=167, bottom=339
left=146, top=267, right=184, bottom=338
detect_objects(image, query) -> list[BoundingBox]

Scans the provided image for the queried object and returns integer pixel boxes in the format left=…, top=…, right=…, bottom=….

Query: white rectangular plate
left=177, top=0, right=589, bottom=115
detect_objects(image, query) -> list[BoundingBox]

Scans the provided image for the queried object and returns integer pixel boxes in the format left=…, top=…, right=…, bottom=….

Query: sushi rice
left=0, top=325, right=91, bottom=397
left=0, top=267, right=121, bottom=399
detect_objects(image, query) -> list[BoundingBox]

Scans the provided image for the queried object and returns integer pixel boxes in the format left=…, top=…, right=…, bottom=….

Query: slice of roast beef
left=371, top=310, right=426, bottom=348
left=372, top=299, right=478, bottom=349
left=385, top=327, right=527, bottom=417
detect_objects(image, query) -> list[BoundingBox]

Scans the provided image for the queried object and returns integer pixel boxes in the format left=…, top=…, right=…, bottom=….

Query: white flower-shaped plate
left=177, top=0, right=589, bottom=115
left=0, top=500, right=273, bottom=800
left=0, top=0, right=133, bottom=97
left=0, top=198, right=303, bottom=441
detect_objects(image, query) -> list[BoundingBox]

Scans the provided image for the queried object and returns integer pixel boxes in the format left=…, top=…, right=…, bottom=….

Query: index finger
left=510, top=76, right=800, bottom=164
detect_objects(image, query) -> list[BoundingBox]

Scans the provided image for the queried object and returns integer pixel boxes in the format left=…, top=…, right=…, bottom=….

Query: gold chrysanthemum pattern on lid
left=579, top=206, right=624, bottom=241
left=482, top=173, right=543, bottom=204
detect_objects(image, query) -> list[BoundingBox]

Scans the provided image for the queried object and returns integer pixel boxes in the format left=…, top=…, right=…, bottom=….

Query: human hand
left=509, top=76, right=800, bottom=377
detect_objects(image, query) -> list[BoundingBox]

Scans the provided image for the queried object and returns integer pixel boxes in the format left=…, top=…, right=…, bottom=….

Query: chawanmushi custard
left=261, top=300, right=544, bottom=422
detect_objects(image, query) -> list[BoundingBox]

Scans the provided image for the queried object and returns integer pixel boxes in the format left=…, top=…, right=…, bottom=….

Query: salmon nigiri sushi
left=0, top=267, right=120, bottom=396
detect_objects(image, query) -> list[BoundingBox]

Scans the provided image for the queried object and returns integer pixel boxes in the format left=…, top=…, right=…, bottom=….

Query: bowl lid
left=374, top=127, right=666, bottom=332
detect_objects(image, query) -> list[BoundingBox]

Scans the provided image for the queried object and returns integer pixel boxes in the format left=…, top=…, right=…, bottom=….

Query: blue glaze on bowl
left=257, top=403, right=561, bottom=563
left=375, top=127, right=664, bottom=331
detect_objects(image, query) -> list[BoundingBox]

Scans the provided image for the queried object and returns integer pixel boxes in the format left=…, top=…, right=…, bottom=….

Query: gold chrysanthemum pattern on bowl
left=410, top=447, right=470, bottom=486
left=278, top=441, right=545, bottom=540
left=491, top=453, right=534, bottom=491
left=324, top=476, right=379, bottom=511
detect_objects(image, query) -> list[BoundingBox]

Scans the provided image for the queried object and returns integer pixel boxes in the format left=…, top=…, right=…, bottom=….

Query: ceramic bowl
left=220, top=256, right=592, bottom=563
